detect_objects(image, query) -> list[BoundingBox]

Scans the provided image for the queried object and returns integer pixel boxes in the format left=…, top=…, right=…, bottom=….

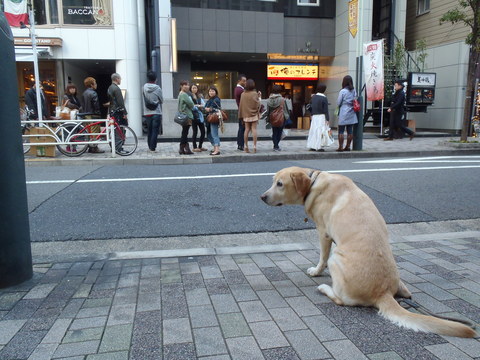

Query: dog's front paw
left=307, top=266, right=321, bottom=277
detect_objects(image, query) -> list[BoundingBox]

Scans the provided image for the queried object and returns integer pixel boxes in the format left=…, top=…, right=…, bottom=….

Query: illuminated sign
left=267, top=64, right=319, bottom=80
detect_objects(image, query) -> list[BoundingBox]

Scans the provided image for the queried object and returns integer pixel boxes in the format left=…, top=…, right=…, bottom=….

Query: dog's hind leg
left=317, top=284, right=344, bottom=305
left=395, top=280, right=412, bottom=299
left=307, top=233, right=333, bottom=277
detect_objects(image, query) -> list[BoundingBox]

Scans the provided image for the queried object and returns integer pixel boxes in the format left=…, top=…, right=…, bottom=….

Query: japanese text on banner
left=363, top=39, right=384, bottom=101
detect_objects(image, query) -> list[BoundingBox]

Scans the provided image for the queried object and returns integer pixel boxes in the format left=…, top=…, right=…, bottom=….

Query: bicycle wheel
left=115, top=125, right=138, bottom=156
left=22, top=126, right=31, bottom=154
left=56, top=124, right=89, bottom=157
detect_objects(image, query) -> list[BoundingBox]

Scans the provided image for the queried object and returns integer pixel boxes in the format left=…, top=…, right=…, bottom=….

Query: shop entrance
left=267, top=81, right=316, bottom=128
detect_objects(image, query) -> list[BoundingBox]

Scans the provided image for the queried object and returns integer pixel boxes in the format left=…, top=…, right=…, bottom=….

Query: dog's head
left=261, top=167, right=314, bottom=206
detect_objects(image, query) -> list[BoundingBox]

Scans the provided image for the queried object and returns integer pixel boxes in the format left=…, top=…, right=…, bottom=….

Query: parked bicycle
left=55, top=112, right=137, bottom=157
left=21, top=105, right=35, bottom=154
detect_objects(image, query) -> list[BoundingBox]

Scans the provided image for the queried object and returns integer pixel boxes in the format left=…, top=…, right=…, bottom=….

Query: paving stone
left=419, top=273, right=462, bottom=290
left=229, top=284, right=258, bottom=302
left=112, top=286, right=138, bottom=305
left=398, top=269, right=427, bottom=284
left=412, top=293, right=453, bottom=313
left=86, top=351, right=129, bottom=360
left=182, top=273, right=205, bottom=290
left=261, top=267, right=289, bottom=282
left=367, top=352, right=403, bottom=360
left=107, top=304, right=136, bottom=326
left=63, top=327, right=104, bottom=344
left=449, top=288, right=480, bottom=307
left=117, top=273, right=140, bottom=288
left=379, top=332, right=440, bottom=360
left=0, top=330, right=47, bottom=359
left=133, top=310, right=162, bottom=335
left=238, top=263, right=263, bottom=276
left=4, top=299, right=43, bottom=320
left=284, top=252, right=312, bottom=266
left=300, top=284, right=332, bottom=304
left=285, top=272, right=317, bottom=287
left=249, top=321, right=289, bottom=349
left=41, top=318, right=72, bottom=344
left=27, top=342, right=58, bottom=360
left=137, top=292, right=161, bottom=312
left=273, top=260, right=300, bottom=273
left=163, top=342, right=196, bottom=360
left=73, top=283, right=92, bottom=298
left=429, top=258, right=465, bottom=271
left=223, top=270, right=248, bottom=285
left=141, top=265, right=161, bottom=278
left=98, top=324, right=133, bottom=352
left=256, top=289, right=289, bottom=309
left=414, top=282, right=459, bottom=301
left=426, top=343, right=473, bottom=360
left=323, top=339, right=368, bottom=360
left=190, top=304, right=219, bottom=328
left=272, top=280, right=303, bottom=298
left=215, top=255, right=239, bottom=271
left=210, top=293, right=240, bottom=314
left=24, top=283, right=57, bottom=300
left=232, top=255, right=254, bottom=264
left=198, top=356, right=231, bottom=360
left=0, top=292, right=25, bottom=311
left=269, top=308, right=307, bottom=331
left=180, top=261, right=201, bottom=275
left=245, top=274, right=274, bottom=290
left=0, top=319, right=27, bottom=345
left=162, top=269, right=182, bottom=284
left=238, top=300, right=271, bottom=323
left=444, top=336, right=480, bottom=358
left=316, top=303, right=360, bottom=326
left=193, top=327, right=228, bottom=357
left=76, top=306, right=110, bottom=319
left=163, top=318, right=193, bottom=345
left=205, top=278, right=230, bottom=295
left=217, top=313, right=251, bottom=338
left=82, top=298, right=112, bottom=309
left=250, top=253, right=276, bottom=268
left=302, top=315, right=346, bottom=341
left=53, top=340, right=100, bottom=358
left=284, top=329, right=331, bottom=360
left=225, top=336, right=264, bottom=360
left=443, top=299, right=480, bottom=323
left=262, top=346, right=300, bottom=360
left=398, top=254, right=433, bottom=267
left=423, top=264, right=465, bottom=280
left=139, top=278, right=161, bottom=294
left=286, top=296, right=322, bottom=317
left=130, top=333, right=161, bottom=359
left=186, top=288, right=211, bottom=307
left=70, top=316, right=107, bottom=331
left=336, top=322, right=391, bottom=354
left=201, top=265, right=223, bottom=279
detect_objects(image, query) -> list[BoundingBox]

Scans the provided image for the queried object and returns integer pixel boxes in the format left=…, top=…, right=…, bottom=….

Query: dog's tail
left=376, top=294, right=477, bottom=338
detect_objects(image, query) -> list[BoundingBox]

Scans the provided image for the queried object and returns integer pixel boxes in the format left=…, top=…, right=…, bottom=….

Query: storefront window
left=191, top=71, right=236, bottom=99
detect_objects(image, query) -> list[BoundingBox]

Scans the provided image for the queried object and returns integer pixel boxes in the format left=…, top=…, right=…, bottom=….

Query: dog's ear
left=290, top=171, right=311, bottom=198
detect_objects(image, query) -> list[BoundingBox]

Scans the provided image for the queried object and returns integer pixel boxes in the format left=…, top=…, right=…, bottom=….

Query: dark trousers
left=111, top=110, right=128, bottom=150
left=192, top=119, right=205, bottom=149
left=388, top=111, right=413, bottom=139
left=237, top=118, right=245, bottom=147
left=180, top=124, right=190, bottom=145
left=272, top=126, right=283, bottom=149
left=146, top=114, right=161, bottom=150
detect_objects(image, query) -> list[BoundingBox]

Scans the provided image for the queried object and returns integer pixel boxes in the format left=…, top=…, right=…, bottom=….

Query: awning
left=15, top=46, right=52, bottom=61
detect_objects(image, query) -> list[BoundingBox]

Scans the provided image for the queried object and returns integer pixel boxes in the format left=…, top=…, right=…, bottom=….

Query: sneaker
left=148, top=148, right=156, bottom=152
left=237, top=146, right=244, bottom=151
left=273, top=147, right=281, bottom=152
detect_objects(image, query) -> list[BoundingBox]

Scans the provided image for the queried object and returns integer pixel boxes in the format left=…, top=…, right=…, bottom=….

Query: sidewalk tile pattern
left=0, top=235, right=479, bottom=359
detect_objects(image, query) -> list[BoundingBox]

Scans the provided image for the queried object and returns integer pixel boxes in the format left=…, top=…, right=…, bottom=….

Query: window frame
left=417, top=0, right=430, bottom=16
left=297, top=0, right=320, bottom=7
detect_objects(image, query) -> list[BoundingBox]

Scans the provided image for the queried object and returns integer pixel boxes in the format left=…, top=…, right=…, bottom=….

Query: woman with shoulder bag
left=266, top=84, right=289, bottom=151
left=63, top=83, right=81, bottom=113
left=205, top=86, right=222, bottom=156
left=336, top=75, right=358, bottom=152
left=239, top=79, right=261, bottom=153
left=177, top=80, right=194, bottom=155
left=190, top=84, right=207, bottom=152
left=307, top=83, right=331, bottom=152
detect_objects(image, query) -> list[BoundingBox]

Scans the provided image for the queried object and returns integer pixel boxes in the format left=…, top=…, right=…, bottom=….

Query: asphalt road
left=25, top=155, right=480, bottom=242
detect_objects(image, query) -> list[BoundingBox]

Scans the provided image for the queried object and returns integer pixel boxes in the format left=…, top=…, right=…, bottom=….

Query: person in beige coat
left=238, top=79, right=261, bottom=153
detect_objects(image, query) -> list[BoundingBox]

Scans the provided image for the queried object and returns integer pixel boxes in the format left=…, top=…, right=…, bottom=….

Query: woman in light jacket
left=177, top=80, right=194, bottom=155
left=307, top=83, right=330, bottom=152
left=239, top=79, right=261, bottom=153
left=336, top=75, right=358, bottom=152
left=266, top=84, right=289, bottom=151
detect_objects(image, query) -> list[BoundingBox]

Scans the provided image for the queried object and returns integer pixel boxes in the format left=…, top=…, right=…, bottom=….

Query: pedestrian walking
left=384, top=80, right=415, bottom=141
left=266, top=84, right=289, bottom=151
left=107, top=73, right=129, bottom=154
left=190, top=84, right=207, bottom=152
left=205, top=86, right=222, bottom=156
left=239, top=79, right=261, bottom=153
left=82, top=77, right=104, bottom=154
left=143, top=70, right=163, bottom=152
left=307, top=83, right=331, bottom=152
left=336, top=75, right=358, bottom=152
left=177, top=80, right=194, bottom=155
left=234, top=74, right=246, bottom=151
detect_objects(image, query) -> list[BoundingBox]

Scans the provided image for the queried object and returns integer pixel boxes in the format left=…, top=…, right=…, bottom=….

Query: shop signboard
left=348, top=0, right=358, bottom=38
left=406, top=72, right=436, bottom=105
left=62, top=0, right=112, bottom=25
left=267, top=63, right=318, bottom=81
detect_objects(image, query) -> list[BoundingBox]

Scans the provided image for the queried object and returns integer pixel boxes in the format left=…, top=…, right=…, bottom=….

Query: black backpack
left=143, top=90, right=159, bottom=111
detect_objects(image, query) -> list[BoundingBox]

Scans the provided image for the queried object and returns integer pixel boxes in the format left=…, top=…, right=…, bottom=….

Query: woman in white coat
left=307, top=83, right=331, bottom=152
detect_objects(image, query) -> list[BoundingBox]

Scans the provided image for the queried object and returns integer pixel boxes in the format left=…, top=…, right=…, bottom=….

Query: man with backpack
left=143, top=70, right=163, bottom=152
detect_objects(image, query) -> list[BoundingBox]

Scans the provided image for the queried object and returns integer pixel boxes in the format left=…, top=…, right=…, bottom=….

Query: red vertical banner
left=363, top=39, right=385, bottom=101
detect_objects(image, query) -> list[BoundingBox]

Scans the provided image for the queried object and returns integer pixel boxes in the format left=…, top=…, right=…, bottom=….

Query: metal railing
left=22, top=118, right=116, bottom=157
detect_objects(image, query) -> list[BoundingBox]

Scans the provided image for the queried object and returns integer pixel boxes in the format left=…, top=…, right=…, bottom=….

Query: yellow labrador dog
left=261, top=167, right=476, bottom=338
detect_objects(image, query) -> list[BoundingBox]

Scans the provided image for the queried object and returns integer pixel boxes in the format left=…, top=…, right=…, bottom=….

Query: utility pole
left=29, top=2, right=43, bottom=122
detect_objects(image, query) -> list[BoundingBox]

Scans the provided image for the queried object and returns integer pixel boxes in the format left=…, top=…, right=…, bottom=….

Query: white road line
left=26, top=164, right=480, bottom=185
left=356, top=155, right=480, bottom=164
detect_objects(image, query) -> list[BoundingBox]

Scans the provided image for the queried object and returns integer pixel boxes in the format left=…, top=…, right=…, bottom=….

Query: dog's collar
left=304, top=170, right=321, bottom=202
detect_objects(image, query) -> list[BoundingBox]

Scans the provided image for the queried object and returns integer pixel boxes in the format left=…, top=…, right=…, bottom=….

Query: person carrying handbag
left=307, top=83, right=332, bottom=152
left=177, top=80, right=194, bottom=155
left=266, top=85, right=289, bottom=151
left=336, top=75, right=358, bottom=151
left=204, top=86, right=222, bottom=156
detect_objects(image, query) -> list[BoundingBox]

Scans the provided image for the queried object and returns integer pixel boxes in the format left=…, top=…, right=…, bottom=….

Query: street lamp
left=20, top=4, right=42, bottom=123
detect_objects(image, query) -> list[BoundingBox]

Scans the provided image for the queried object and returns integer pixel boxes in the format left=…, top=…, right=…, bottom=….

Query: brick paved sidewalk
left=1, top=227, right=480, bottom=359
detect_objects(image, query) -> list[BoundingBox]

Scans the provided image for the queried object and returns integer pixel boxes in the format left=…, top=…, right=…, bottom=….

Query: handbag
left=353, top=98, right=361, bottom=112
left=60, top=100, right=71, bottom=120
left=207, top=109, right=228, bottom=124
left=174, top=111, right=189, bottom=126
left=269, top=99, right=285, bottom=127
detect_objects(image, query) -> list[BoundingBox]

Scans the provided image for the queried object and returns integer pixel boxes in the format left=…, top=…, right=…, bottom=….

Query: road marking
left=356, top=155, right=480, bottom=164
left=26, top=164, right=480, bottom=185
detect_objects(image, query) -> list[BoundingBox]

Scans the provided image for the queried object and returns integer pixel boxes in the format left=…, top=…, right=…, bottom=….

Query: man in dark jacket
left=82, top=76, right=104, bottom=153
left=234, top=74, right=246, bottom=151
left=25, top=83, right=47, bottom=120
left=385, top=80, right=415, bottom=141
left=142, top=70, right=163, bottom=152
left=107, top=73, right=128, bottom=153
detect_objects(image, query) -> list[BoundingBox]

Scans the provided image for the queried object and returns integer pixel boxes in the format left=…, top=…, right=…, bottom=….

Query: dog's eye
left=276, top=181, right=283, bottom=187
